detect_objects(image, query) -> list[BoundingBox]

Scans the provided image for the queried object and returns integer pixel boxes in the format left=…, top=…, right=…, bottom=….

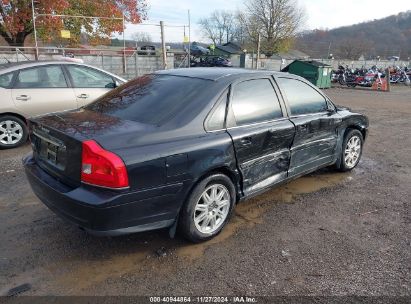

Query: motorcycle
left=390, top=67, right=410, bottom=84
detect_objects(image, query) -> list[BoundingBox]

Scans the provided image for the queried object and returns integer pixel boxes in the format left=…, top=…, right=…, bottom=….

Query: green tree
left=0, top=0, right=147, bottom=46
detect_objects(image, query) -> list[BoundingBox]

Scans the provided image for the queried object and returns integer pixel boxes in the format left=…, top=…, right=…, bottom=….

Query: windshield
left=85, top=74, right=210, bottom=126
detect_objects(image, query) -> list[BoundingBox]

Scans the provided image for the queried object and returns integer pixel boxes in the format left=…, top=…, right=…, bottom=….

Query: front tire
left=338, top=129, right=363, bottom=171
left=0, top=115, right=28, bottom=149
left=179, top=174, right=236, bottom=243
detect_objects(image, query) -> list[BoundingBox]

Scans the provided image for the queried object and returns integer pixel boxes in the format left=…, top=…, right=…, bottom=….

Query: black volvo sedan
left=24, top=68, right=368, bottom=242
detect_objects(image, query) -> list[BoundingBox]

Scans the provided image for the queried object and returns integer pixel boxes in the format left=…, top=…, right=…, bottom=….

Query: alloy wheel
left=193, top=184, right=230, bottom=234
left=344, top=135, right=361, bottom=169
left=0, top=120, right=23, bottom=145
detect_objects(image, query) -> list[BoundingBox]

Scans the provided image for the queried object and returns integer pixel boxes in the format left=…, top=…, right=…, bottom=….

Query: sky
left=124, top=0, right=411, bottom=42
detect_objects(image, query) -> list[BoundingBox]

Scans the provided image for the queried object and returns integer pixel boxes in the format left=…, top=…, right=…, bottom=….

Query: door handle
left=299, top=124, right=309, bottom=131
left=15, top=95, right=31, bottom=101
left=239, top=137, right=252, bottom=146
left=77, top=93, right=89, bottom=99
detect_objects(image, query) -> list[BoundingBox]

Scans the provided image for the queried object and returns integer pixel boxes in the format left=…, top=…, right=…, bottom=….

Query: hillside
left=295, top=11, right=411, bottom=60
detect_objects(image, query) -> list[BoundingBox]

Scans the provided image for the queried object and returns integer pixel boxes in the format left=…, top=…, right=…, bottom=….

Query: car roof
left=0, top=60, right=76, bottom=71
left=0, top=60, right=126, bottom=81
left=155, top=67, right=287, bottom=81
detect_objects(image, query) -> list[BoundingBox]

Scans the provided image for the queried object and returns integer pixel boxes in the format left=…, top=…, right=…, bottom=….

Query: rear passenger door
left=11, top=65, right=77, bottom=117
left=227, top=77, right=295, bottom=196
left=64, top=65, right=118, bottom=107
left=275, top=77, right=342, bottom=177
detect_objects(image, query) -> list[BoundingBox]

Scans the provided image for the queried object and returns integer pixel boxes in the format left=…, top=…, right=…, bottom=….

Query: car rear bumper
left=23, top=154, right=183, bottom=236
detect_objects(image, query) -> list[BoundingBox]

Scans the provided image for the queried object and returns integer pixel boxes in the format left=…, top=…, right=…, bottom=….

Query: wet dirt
left=177, top=170, right=349, bottom=261
left=0, top=86, right=410, bottom=296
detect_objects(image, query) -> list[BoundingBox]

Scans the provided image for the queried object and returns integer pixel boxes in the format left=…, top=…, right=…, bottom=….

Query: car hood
left=336, top=105, right=352, bottom=111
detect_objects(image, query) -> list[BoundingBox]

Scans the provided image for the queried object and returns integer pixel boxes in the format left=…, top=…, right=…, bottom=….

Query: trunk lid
left=29, top=108, right=156, bottom=188
left=30, top=118, right=83, bottom=188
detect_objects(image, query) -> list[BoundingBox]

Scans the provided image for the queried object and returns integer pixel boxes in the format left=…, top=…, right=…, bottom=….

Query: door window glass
left=231, top=79, right=282, bottom=126
left=206, top=90, right=228, bottom=131
left=0, top=72, right=14, bottom=88
left=277, top=78, right=327, bottom=115
left=67, top=65, right=114, bottom=88
left=15, top=66, right=68, bottom=88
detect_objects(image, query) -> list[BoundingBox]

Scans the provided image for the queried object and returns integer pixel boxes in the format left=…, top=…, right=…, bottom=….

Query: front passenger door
left=65, top=65, right=117, bottom=107
left=227, top=78, right=295, bottom=196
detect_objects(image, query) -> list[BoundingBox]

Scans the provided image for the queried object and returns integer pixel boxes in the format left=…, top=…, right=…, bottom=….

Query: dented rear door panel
left=228, top=119, right=295, bottom=196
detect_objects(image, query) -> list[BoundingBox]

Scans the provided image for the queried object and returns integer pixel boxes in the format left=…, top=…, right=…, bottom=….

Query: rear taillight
left=81, top=140, right=129, bottom=189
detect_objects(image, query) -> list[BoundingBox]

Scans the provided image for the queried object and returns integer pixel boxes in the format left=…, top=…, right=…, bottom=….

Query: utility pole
left=327, top=41, right=332, bottom=60
left=256, top=33, right=261, bottom=70
left=31, top=0, right=39, bottom=60
left=122, top=0, right=127, bottom=74
left=160, top=21, right=167, bottom=69
left=134, top=40, right=139, bottom=77
left=188, top=10, right=191, bottom=68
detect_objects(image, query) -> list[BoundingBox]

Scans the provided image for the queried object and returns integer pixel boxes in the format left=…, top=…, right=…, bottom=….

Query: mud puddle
left=55, top=251, right=148, bottom=295
left=176, top=169, right=350, bottom=261
left=2, top=237, right=177, bottom=296
left=1, top=168, right=360, bottom=295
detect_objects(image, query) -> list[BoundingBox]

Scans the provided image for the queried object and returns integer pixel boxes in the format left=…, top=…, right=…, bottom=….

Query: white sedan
left=0, top=60, right=126, bottom=148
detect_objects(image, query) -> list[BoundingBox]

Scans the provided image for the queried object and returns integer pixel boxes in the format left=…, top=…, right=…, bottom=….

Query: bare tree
left=239, top=0, right=306, bottom=53
left=336, top=38, right=372, bottom=60
left=199, top=10, right=237, bottom=45
left=131, top=32, right=153, bottom=44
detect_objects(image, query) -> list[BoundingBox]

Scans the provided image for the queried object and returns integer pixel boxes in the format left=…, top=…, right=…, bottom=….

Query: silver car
left=0, top=61, right=126, bottom=148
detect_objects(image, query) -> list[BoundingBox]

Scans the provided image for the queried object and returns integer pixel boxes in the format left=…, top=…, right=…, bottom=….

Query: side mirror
left=105, top=80, right=121, bottom=89
left=326, top=101, right=336, bottom=113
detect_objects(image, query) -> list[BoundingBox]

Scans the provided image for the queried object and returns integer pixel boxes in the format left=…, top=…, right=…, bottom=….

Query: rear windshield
left=85, top=74, right=210, bottom=126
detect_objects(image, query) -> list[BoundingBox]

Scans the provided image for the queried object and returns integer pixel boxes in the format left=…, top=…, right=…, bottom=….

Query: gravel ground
left=0, top=86, right=410, bottom=297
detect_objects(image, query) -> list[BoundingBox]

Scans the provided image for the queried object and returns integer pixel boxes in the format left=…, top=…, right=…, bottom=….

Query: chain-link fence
left=1, top=9, right=191, bottom=80
left=0, top=46, right=177, bottom=80
left=2, top=46, right=409, bottom=80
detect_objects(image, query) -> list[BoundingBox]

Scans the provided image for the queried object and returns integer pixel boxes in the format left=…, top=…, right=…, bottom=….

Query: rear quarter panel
left=112, top=130, right=238, bottom=210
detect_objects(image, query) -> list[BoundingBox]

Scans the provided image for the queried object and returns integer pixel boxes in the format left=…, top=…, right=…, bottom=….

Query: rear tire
left=0, top=115, right=28, bottom=149
left=338, top=129, right=363, bottom=172
left=179, top=174, right=236, bottom=243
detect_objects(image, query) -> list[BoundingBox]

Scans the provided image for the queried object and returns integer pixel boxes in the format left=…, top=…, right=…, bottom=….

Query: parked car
left=0, top=61, right=126, bottom=148
left=191, top=56, right=232, bottom=68
left=24, top=68, right=368, bottom=242
left=137, top=45, right=156, bottom=55
left=212, top=57, right=232, bottom=67
left=190, top=43, right=210, bottom=56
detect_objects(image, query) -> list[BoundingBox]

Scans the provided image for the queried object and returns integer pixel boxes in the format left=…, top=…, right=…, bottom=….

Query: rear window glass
left=206, top=89, right=228, bottom=131
left=86, top=75, right=210, bottom=126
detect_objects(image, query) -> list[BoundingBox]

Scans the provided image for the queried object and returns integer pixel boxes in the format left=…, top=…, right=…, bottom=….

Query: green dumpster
left=281, top=60, right=332, bottom=89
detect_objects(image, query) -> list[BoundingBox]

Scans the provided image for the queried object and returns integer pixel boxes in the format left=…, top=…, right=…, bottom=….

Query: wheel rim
left=0, top=120, right=23, bottom=145
left=344, top=135, right=361, bottom=169
left=194, top=184, right=230, bottom=234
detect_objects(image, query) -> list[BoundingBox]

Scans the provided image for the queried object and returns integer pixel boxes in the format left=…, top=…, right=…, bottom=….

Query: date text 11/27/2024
left=149, top=296, right=257, bottom=303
